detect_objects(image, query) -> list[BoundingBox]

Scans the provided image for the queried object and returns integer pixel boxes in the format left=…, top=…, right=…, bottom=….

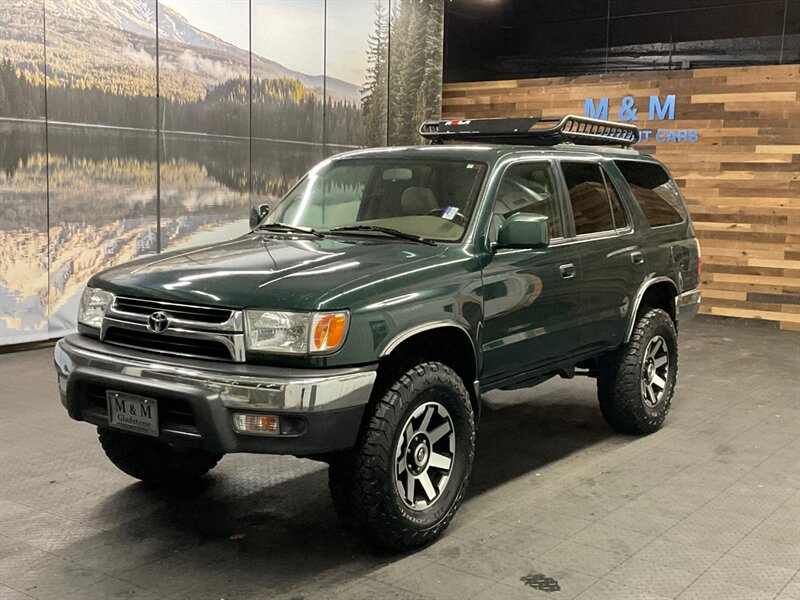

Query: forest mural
left=0, top=0, right=444, bottom=345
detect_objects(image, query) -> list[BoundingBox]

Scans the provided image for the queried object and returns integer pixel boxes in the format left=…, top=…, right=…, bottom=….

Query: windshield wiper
left=255, top=222, right=324, bottom=238
left=328, top=225, right=437, bottom=246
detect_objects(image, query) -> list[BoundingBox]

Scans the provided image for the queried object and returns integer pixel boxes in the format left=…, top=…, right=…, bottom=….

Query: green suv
left=54, top=116, right=701, bottom=550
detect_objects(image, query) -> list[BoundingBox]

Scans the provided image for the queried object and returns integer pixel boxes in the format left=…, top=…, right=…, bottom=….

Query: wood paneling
left=442, top=64, right=800, bottom=330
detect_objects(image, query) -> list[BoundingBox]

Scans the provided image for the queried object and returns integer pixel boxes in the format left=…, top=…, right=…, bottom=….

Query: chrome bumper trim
left=54, top=335, right=377, bottom=413
left=675, top=288, right=701, bottom=320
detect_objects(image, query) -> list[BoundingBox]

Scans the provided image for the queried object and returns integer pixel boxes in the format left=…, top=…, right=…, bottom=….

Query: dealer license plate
left=107, top=391, right=159, bottom=437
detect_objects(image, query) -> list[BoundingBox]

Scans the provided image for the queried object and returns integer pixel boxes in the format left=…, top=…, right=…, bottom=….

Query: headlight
left=244, top=310, right=349, bottom=354
left=78, top=287, right=114, bottom=329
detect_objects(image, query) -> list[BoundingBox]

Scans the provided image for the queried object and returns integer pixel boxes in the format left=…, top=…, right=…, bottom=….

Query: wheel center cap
left=645, top=361, right=655, bottom=380
left=414, top=444, right=429, bottom=467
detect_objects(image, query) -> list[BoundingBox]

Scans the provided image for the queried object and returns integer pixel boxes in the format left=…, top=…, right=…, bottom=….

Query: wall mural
left=0, top=0, right=47, bottom=343
left=0, top=0, right=445, bottom=345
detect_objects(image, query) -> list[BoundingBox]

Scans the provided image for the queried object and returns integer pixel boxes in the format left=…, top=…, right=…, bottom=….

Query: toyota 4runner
left=54, top=115, right=701, bottom=550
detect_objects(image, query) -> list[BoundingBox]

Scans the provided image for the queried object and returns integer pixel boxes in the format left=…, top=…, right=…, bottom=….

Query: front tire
left=597, top=308, right=678, bottom=434
left=329, top=361, right=475, bottom=551
left=98, top=428, right=222, bottom=486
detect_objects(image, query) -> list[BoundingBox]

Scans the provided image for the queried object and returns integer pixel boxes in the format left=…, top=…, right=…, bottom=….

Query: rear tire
left=329, top=361, right=475, bottom=551
left=597, top=308, right=678, bottom=434
left=98, top=428, right=222, bottom=486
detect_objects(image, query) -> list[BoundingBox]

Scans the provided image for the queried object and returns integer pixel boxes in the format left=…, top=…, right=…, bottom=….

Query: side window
left=561, top=161, right=620, bottom=235
left=614, top=160, right=686, bottom=227
left=490, top=162, right=563, bottom=242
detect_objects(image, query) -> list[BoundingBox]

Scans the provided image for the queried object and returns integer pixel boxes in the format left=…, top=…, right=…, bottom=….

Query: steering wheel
left=427, top=208, right=468, bottom=227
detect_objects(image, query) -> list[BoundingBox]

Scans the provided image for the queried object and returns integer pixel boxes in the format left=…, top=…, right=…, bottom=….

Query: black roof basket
left=419, top=115, right=639, bottom=147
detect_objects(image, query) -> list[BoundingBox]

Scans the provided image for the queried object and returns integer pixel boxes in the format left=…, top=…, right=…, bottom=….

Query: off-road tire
left=597, top=308, right=678, bottom=434
left=98, top=428, right=222, bottom=486
left=329, top=361, right=476, bottom=551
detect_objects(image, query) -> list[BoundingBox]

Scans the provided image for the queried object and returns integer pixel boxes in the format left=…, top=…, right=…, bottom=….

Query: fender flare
left=380, top=320, right=477, bottom=362
left=379, top=320, right=481, bottom=415
left=624, top=276, right=678, bottom=342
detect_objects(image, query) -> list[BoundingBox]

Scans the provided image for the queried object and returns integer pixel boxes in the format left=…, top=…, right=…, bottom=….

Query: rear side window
left=615, top=161, right=686, bottom=227
left=561, top=162, right=627, bottom=235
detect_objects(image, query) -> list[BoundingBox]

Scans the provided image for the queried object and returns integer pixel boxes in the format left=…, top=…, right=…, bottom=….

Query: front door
left=480, top=160, right=583, bottom=386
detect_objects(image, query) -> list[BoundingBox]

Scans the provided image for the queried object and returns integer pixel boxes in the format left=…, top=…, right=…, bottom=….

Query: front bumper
left=54, top=334, right=377, bottom=456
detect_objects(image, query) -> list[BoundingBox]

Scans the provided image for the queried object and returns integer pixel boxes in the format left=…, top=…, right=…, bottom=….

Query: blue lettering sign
left=618, top=96, right=638, bottom=122
left=648, top=95, right=675, bottom=121
left=581, top=95, right=697, bottom=143
left=584, top=97, right=609, bottom=120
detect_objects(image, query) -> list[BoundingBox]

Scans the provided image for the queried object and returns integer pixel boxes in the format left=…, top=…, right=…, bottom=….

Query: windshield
left=264, top=158, right=488, bottom=242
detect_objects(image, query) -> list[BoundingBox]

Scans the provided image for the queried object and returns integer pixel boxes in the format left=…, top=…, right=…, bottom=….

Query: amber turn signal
left=232, top=413, right=279, bottom=435
left=311, top=312, right=348, bottom=352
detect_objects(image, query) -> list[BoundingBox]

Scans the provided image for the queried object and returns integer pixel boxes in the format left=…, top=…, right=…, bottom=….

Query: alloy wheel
left=641, top=335, right=669, bottom=407
left=394, top=400, right=455, bottom=511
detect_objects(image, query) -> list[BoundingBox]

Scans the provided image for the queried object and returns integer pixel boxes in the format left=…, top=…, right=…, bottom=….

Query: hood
left=90, top=233, right=449, bottom=310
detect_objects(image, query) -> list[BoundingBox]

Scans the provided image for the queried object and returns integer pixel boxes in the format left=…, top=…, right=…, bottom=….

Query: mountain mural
left=1, top=0, right=360, bottom=105
left=0, top=0, right=444, bottom=345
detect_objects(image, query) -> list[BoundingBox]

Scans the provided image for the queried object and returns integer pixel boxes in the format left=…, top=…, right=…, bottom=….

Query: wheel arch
left=625, top=277, right=678, bottom=342
left=378, top=322, right=481, bottom=418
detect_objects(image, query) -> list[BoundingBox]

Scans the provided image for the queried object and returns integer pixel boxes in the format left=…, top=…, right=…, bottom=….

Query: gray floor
left=0, top=317, right=798, bottom=600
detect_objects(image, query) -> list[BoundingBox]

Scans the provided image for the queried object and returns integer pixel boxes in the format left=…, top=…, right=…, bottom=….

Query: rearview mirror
left=249, top=203, right=270, bottom=229
left=495, top=213, right=549, bottom=249
left=382, top=168, right=413, bottom=181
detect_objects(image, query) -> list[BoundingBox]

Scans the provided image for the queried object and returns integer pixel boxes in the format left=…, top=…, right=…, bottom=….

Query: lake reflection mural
left=0, top=0, right=444, bottom=345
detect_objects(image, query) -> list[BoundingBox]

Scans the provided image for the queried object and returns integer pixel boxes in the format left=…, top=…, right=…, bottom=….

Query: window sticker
left=466, top=163, right=476, bottom=169
left=442, top=206, right=459, bottom=220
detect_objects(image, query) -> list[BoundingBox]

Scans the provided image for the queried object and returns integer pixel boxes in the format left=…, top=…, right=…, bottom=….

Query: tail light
left=695, top=239, right=702, bottom=276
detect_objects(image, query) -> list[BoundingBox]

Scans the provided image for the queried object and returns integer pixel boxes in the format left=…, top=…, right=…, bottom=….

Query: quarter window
left=614, top=161, right=685, bottom=227
left=489, top=162, right=563, bottom=242
left=561, top=162, right=627, bottom=235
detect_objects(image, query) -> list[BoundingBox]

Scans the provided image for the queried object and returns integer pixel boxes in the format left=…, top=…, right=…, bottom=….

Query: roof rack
left=419, top=115, right=639, bottom=147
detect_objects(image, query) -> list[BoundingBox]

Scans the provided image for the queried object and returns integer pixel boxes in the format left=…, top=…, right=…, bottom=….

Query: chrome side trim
left=55, top=335, right=377, bottom=413
left=380, top=320, right=476, bottom=359
left=624, top=276, right=678, bottom=342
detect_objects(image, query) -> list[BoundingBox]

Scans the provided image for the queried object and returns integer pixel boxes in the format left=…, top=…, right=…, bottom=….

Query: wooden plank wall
left=442, top=65, right=800, bottom=330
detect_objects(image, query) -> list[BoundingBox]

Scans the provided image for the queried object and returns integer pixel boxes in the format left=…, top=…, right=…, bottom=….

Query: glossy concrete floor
left=0, top=317, right=798, bottom=600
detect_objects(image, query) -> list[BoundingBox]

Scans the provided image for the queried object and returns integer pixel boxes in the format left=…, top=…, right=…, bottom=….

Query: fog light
left=233, top=413, right=279, bottom=435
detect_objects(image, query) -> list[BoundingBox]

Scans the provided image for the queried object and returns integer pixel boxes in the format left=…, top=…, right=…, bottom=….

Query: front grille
left=104, top=327, right=233, bottom=361
left=85, top=385, right=199, bottom=436
left=102, top=297, right=244, bottom=361
left=114, top=297, right=233, bottom=324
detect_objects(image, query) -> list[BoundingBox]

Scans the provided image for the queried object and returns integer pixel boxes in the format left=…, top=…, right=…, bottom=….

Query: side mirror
left=249, top=203, right=270, bottom=229
left=495, top=213, right=550, bottom=249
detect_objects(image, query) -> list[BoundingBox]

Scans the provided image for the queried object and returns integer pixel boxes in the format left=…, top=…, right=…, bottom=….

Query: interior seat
left=401, top=187, right=438, bottom=215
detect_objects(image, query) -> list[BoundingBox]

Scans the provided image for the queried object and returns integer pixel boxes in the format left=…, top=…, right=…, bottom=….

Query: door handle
left=630, top=251, right=644, bottom=265
left=559, top=263, right=576, bottom=279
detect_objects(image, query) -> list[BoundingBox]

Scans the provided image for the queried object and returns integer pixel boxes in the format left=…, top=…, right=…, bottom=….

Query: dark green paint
left=88, top=144, right=699, bottom=389
left=496, top=213, right=550, bottom=249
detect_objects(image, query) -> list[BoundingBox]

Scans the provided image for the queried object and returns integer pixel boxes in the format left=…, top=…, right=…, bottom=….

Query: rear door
left=558, top=159, right=648, bottom=354
left=613, top=159, right=699, bottom=293
left=480, top=159, right=583, bottom=385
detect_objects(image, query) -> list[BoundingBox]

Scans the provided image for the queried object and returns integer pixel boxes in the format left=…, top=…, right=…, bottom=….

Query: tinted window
left=490, top=162, right=563, bottom=242
left=615, top=161, right=686, bottom=227
left=561, top=162, right=620, bottom=235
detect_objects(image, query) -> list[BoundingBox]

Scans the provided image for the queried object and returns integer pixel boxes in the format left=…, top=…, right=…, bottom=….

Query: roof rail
left=419, top=115, right=639, bottom=147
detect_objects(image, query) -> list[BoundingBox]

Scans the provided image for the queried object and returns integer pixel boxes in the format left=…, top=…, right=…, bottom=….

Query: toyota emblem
left=147, top=311, right=170, bottom=334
